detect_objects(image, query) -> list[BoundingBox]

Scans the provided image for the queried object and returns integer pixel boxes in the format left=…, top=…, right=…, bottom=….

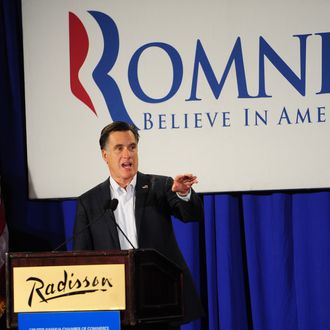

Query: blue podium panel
left=18, top=311, right=120, bottom=330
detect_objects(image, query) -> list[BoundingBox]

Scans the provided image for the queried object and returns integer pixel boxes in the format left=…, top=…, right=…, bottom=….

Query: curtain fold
left=204, top=194, right=251, bottom=330
left=241, top=193, right=297, bottom=330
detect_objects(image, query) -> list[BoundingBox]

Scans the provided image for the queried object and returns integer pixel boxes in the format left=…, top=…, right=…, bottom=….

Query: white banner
left=22, top=0, right=330, bottom=198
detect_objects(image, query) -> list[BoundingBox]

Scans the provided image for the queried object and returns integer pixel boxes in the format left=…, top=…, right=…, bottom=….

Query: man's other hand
left=172, top=174, right=198, bottom=196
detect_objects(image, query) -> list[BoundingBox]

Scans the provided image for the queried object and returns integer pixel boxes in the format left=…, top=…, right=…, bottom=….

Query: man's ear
left=101, top=149, right=108, bottom=162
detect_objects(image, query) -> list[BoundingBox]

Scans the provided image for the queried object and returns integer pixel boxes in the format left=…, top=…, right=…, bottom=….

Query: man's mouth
left=121, top=162, right=132, bottom=169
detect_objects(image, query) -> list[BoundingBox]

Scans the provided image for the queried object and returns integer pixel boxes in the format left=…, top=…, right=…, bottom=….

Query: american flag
left=0, top=179, right=7, bottom=319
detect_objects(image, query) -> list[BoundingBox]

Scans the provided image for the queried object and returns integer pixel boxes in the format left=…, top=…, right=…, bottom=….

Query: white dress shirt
left=109, top=175, right=138, bottom=250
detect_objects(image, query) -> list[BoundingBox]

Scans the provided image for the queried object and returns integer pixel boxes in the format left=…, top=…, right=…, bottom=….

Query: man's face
left=102, top=130, right=138, bottom=187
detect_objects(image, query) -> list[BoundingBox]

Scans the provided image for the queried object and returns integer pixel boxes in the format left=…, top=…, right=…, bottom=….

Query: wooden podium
left=6, top=249, right=184, bottom=329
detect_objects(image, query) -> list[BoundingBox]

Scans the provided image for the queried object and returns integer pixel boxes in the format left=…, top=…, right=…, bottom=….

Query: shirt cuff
left=176, top=189, right=191, bottom=201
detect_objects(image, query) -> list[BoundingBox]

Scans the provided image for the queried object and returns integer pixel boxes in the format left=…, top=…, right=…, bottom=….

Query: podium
left=5, top=249, right=184, bottom=329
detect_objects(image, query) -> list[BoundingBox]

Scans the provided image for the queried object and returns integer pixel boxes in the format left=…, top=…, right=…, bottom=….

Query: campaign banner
left=22, top=0, right=330, bottom=198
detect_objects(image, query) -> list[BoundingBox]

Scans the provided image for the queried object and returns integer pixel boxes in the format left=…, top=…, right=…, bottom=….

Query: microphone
left=53, top=198, right=118, bottom=251
left=110, top=199, right=136, bottom=250
left=108, top=198, right=119, bottom=212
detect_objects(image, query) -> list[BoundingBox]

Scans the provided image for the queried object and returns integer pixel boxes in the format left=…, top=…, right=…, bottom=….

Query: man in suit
left=73, top=121, right=204, bottom=329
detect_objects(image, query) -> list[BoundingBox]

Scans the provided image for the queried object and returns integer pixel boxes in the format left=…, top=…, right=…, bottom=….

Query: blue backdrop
left=1, top=1, right=330, bottom=330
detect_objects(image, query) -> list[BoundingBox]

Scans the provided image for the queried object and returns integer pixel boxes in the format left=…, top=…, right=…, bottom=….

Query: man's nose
left=122, top=147, right=130, bottom=157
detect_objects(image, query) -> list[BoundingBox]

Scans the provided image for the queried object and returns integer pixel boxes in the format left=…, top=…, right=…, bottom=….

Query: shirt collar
left=109, top=174, right=137, bottom=193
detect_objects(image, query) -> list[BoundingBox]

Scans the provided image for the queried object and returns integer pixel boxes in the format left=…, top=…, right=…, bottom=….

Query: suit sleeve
left=73, top=197, right=94, bottom=250
left=164, top=176, right=204, bottom=222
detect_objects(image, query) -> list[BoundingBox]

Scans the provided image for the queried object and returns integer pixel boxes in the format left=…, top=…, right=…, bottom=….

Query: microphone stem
left=114, top=220, right=136, bottom=250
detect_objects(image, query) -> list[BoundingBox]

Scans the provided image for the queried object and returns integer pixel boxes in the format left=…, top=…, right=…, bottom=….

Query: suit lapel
left=135, top=172, right=150, bottom=238
left=99, top=178, right=121, bottom=249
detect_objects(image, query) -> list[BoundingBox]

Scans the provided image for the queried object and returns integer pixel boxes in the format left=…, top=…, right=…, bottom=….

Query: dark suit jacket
left=73, top=172, right=204, bottom=324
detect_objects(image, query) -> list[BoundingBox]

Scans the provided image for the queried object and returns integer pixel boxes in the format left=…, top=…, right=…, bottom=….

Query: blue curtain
left=1, top=1, right=330, bottom=330
left=202, top=193, right=330, bottom=330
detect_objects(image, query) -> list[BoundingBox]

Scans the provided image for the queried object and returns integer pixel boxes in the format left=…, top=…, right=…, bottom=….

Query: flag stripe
left=0, top=182, right=8, bottom=270
left=0, top=225, right=8, bottom=269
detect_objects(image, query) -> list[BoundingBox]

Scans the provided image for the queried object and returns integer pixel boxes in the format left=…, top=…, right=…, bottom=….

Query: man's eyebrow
left=113, top=142, right=137, bottom=148
left=113, top=143, right=124, bottom=148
